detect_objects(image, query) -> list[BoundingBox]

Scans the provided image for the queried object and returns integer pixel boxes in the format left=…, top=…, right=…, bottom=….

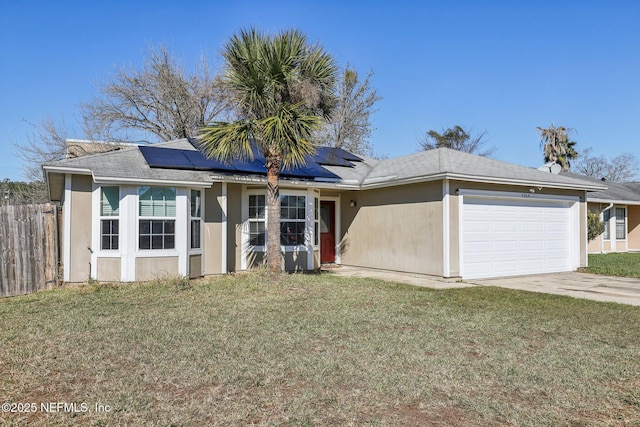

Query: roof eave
left=587, top=197, right=640, bottom=206
left=358, top=172, right=606, bottom=191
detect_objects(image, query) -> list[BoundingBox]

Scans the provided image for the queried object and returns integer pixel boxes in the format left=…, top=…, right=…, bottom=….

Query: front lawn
left=583, top=252, right=640, bottom=278
left=1, top=272, right=639, bottom=426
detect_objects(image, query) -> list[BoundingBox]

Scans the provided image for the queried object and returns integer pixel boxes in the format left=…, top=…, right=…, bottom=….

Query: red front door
left=320, top=201, right=335, bottom=263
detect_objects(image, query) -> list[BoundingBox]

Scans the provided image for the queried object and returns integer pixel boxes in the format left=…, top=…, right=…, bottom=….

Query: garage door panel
left=493, top=240, right=518, bottom=252
left=462, top=196, right=574, bottom=279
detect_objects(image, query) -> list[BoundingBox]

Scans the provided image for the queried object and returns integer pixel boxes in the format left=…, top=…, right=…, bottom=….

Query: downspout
left=601, top=203, right=613, bottom=254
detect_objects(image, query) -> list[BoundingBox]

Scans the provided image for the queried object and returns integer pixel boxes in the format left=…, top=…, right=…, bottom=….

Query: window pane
left=249, top=195, right=265, bottom=219
left=139, top=235, right=151, bottom=250
left=320, top=206, right=330, bottom=233
left=191, top=190, right=201, bottom=217
left=249, top=221, right=265, bottom=246
left=297, top=208, right=305, bottom=219
left=314, top=222, right=318, bottom=246
left=191, top=219, right=201, bottom=249
left=616, top=208, right=626, bottom=239
left=101, top=187, right=119, bottom=216
left=603, top=209, right=610, bottom=239
left=152, top=235, right=163, bottom=249
left=152, top=220, right=163, bottom=234
left=139, top=186, right=176, bottom=217
left=101, top=219, right=119, bottom=250
left=164, top=234, right=175, bottom=249
left=314, top=198, right=318, bottom=220
left=101, top=236, right=111, bottom=250
left=165, top=220, right=175, bottom=234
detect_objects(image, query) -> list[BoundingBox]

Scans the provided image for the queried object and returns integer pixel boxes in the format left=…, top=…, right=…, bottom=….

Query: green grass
left=582, top=252, right=640, bottom=278
left=1, top=272, right=639, bottom=426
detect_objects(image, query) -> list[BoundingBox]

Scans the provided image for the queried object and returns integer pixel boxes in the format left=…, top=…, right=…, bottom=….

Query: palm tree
left=536, top=123, right=578, bottom=171
left=199, top=28, right=337, bottom=278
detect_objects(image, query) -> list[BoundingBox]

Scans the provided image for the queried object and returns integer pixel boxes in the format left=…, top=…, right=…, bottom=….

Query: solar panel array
left=139, top=145, right=362, bottom=180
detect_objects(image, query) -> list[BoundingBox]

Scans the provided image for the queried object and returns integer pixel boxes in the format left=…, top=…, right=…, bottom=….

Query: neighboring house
left=566, top=173, right=640, bottom=254
left=43, top=138, right=605, bottom=282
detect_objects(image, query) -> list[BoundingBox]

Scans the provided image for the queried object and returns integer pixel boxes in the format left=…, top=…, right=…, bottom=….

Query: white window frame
left=99, top=186, right=120, bottom=252
left=603, top=207, right=611, bottom=240
left=241, top=187, right=318, bottom=270
left=279, top=193, right=307, bottom=248
left=137, top=186, right=177, bottom=252
left=189, top=189, right=203, bottom=253
left=615, top=206, right=627, bottom=241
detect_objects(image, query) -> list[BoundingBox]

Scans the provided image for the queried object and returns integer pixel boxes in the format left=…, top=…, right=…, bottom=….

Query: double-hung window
left=248, top=194, right=266, bottom=246
left=280, top=195, right=306, bottom=246
left=139, top=186, right=176, bottom=250
left=190, top=190, right=202, bottom=249
left=100, top=186, right=119, bottom=250
left=615, top=207, right=626, bottom=240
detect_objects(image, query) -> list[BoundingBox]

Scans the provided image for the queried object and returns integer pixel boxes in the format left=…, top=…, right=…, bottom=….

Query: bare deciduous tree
left=16, top=117, right=70, bottom=182
left=420, top=125, right=495, bottom=157
left=315, top=67, right=380, bottom=156
left=573, top=147, right=638, bottom=182
left=82, top=44, right=230, bottom=143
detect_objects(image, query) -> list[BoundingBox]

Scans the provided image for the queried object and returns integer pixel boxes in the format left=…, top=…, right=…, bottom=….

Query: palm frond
left=198, top=120, right=256, bottom=163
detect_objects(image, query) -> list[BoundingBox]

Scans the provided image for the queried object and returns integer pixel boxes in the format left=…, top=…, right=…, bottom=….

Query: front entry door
left=320, top=201, right=335, bottom=263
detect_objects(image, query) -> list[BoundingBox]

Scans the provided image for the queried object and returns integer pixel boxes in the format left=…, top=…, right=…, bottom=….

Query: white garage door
left=462, top=196, right=575, bottom=279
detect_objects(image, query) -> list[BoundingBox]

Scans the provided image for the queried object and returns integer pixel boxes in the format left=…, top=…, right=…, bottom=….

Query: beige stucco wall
left=135, top=257, right=179, bottom=281
left=339, top=181, right=444, bottom=276
left=69, top=175, right=93, bottom=282
left=96, top=258, right=121, bottom=282
left=203, top=186, right=223, bottom=275
left=628, top=205, right=640, bottom=250
left=227, top=184, right=243, bottom=272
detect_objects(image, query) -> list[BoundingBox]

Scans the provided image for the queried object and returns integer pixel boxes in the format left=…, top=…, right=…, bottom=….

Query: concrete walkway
left=322, top=265, right=473, bottom=289
left=324, top=266, right=640, bottom=306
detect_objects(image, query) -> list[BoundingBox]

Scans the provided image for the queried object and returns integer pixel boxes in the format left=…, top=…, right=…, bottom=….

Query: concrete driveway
left=325, top=266, right=640, bottom=306
left=467, top=272, right=640, bottom=306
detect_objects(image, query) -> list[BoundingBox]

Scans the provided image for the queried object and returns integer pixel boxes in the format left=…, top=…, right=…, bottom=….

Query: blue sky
left=1, top=0, right=639, bottom=181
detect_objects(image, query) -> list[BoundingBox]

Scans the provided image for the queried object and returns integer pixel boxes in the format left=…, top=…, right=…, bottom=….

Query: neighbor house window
left=280, top=195, right=306, bottom=246
left=616, top=207, right=626, bottom=240
left=248, top=194, right=266, bottom=246
left=100, top=186, right=119, bottom=250
left=138, top=186, right=176, bottom=250
left=603, top=209, right=611, bottom=240
left=190, top=189, right=202, bottom=249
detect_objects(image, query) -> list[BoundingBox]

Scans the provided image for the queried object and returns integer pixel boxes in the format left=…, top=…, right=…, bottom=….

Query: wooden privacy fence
left=0, top=204, right=59, bottom=297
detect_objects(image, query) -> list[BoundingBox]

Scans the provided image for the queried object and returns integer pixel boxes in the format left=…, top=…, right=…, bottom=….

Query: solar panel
left=311, top=147, right=353, bottom=167
left=140, top=146, right=193, bottom=169
left=328, top=147, right=363, bottom=162
left=183, top=150, right=237, bottom=171
left=139, top=144, right=350, bottom=181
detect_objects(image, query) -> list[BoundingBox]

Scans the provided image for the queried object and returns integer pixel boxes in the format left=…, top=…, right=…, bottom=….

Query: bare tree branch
left=315, top=66, right=381, bottom=156
left=574, top=147, right=638, bottom=182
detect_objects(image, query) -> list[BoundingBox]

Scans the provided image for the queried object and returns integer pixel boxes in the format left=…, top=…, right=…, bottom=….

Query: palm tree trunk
left=266, top=156, right=282, bottom=279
